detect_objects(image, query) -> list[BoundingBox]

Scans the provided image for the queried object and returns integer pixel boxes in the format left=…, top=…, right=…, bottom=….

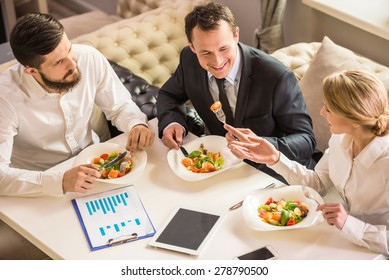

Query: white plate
left=73, top=142, right=147, bottom=184
left=167, top=135, right=242, bottom=181
left=242, top=185, right=324, bottom=231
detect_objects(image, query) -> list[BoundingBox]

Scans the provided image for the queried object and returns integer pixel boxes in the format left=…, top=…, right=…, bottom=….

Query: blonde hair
left=322, top=69, right=389, bottom=136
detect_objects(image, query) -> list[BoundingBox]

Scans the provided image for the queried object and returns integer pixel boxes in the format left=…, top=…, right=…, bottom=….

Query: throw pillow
left=299, top=36, right=389, bottom=152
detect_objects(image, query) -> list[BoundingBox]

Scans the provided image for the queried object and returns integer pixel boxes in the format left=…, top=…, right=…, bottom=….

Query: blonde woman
left=225, top=69, right=389, bottom=255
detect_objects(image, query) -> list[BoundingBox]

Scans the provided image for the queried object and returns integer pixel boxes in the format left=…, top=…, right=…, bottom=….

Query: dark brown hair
left=185, top=2, right=237, bottom=43
left=10, top=13, right=64, bottom=68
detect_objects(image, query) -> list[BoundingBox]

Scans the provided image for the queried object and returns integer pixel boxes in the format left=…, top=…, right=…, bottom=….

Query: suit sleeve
left=157, top=50, right=190, bottom=138
left=263, top=70, right=316, bottom=164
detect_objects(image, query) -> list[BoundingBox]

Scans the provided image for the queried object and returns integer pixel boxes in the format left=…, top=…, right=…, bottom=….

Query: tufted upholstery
left=271, top=42, right=389, bottom=82
left=117, top=0, right=177, bottom=18
left=270, top=42, right=321, bottom=81
left=72, top=0, right=198, bottom=88
left=109, top=60, right=159, bottom=120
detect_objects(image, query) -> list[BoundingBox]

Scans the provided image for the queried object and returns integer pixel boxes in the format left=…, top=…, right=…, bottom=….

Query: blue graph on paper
left=85, top=192, right=130, bottom=215
left=72, top=185, right=155, bottom=249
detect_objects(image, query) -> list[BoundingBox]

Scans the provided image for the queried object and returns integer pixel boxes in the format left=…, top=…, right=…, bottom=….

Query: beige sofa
left=72, top=0, right=198, bottom=88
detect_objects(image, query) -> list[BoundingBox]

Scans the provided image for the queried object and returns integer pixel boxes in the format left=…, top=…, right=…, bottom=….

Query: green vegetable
left=285, top=200, right=298, bottom=210
left=108, top=151, right=118, bottom=161
left=280, top=209, right=290, bottom=226
left=214, top=157, right=224, bottom=169
left=258, top=205, right=271, bottom=211
left=189, top=150, right=202, bottom=158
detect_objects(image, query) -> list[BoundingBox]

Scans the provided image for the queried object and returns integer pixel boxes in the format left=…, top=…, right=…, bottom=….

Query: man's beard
left=39, top=67, right=82, bottom=93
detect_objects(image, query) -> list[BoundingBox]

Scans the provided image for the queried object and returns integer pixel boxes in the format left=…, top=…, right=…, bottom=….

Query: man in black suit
left=157, top=2, right=317, bottom=175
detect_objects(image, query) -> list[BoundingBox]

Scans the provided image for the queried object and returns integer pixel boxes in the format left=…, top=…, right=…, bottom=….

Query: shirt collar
left=340, top=133, right=389, bottom=168
left=21, top=66, right=61, bottom=101
left=356, top=134, right=389, bottom=167
left=208, top=44, right=241, bottom=86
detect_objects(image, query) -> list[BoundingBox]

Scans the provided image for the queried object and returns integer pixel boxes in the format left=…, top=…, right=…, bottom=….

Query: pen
left=108, top=233, right=138, bottom=246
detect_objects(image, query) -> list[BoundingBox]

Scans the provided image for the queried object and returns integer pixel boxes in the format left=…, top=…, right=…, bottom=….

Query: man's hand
left=126, top=124, right=155, bottom=154
left=62, top=164, right=101, bottom=193
left=161, top=123, right=185, bottom=149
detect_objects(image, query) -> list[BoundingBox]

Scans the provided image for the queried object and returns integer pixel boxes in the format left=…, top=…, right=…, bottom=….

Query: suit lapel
left=197, top=67, right=226, bottom=133
left=234, top=43, right=253, bottom=126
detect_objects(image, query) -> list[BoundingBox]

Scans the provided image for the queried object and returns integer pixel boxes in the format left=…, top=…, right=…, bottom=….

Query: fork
left=210, top=105, right=240, bottom=140
left=301, top=185, right=321, bottom=205
left=229, top=182, right=276, bottom=211
left=212, top=107, right=226, bottom=124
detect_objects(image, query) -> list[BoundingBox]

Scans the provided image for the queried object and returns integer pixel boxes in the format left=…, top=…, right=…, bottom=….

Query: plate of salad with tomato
left=73, top=142, right=147, bottom=184
left=167, top=135, right=243, bottom=181
left=242, top=185, right=324, bottom=231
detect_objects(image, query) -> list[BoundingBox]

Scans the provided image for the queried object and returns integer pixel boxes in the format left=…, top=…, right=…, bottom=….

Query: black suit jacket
left=157, top=43, right=316, bottom=167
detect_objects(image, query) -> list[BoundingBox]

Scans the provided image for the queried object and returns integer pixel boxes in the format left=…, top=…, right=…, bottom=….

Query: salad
left=181, top=144, right=224, bottom=173
left=258, top=197, right=309, bottom=226
left=92, top=151, right=133, bottom=179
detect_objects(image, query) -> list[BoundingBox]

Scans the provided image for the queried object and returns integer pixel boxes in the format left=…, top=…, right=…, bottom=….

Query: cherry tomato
left=287, top=218, right=296, bottom=226
left=265, top=197, right=273, bottom=205
left=189, top=166, right=201, bottom=173
left=100, top=153, right=109, bottom=160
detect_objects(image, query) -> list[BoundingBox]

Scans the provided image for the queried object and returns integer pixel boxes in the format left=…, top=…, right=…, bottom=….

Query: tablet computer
left=148, top=207, right=224, bottom=255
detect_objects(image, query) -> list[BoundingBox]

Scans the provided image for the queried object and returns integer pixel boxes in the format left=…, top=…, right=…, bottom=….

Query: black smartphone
left=235, top=245, right=278, bottom=260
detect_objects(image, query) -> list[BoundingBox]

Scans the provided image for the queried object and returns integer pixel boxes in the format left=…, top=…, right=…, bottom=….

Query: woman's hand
left=317, top=203, right=348, bottom=230
left=224, top=124, right=280, bottom=165
left=224, top=124, right=256, bottom=143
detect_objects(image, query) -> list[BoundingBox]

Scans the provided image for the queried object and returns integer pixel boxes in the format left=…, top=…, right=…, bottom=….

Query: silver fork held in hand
left=302, top=185, right=321, bottom=205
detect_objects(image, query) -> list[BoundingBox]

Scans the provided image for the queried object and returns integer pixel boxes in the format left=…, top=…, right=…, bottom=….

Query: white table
left=0, top=118, right=386, bottom=260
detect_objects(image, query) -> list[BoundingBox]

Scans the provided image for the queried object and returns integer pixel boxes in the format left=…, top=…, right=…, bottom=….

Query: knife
left=179, top=146, right=189, bottom=157
left=98, top=151, right=127, bottom=172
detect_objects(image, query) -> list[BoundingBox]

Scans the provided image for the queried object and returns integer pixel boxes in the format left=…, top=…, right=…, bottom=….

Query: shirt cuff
left=341, top=215, right=365, bottom=244
left=127, top=120, right=149, bottom=132
left=267, top=153, right=292, bottom=175
left=42, top=170, right=66, bottom=196
left=162, top=122, right=186, bottom=135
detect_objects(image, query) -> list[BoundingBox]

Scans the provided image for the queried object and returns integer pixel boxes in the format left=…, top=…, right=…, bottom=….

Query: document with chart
left=72, top=185, right=155, bottom=251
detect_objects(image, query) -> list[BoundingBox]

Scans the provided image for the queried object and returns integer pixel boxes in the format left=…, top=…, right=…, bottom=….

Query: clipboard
left=72, top=185, right=155, bottom=251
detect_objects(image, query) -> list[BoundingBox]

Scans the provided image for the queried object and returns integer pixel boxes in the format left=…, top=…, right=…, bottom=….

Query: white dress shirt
left=270, top=133, right=389, bottom=255
left=208, top=46, right=242, bottom=116
left=0, top=44, right=147, bottom=197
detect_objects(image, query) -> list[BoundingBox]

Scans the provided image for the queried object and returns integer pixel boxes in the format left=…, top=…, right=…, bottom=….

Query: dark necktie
left=215, top=78, right=234, bottom=124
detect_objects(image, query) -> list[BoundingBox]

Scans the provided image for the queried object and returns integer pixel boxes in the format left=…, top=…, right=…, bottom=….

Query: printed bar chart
left=98, top=218, right=141, bottom=236
left=72, top=185, right=155, bottom=250
left=85, top=192, right=129, bottom=215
